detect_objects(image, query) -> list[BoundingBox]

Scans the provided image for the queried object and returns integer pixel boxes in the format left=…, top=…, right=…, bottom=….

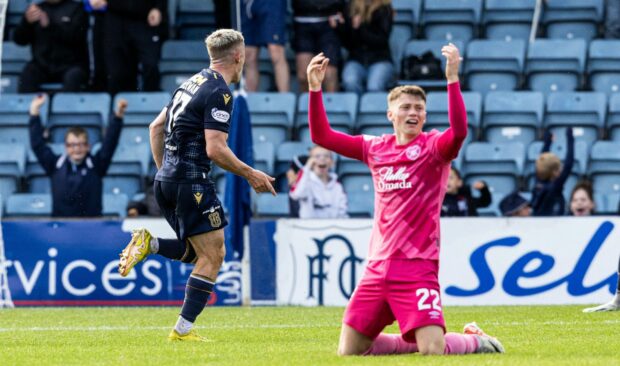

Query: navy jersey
left=156, top=69, right=233, bottom=183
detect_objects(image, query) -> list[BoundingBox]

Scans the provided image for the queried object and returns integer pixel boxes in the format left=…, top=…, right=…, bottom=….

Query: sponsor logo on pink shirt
left=377, top=166, right=413, bottom=191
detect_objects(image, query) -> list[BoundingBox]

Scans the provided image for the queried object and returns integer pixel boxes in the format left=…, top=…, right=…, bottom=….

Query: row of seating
left=0, top=193, right=129, bottom=218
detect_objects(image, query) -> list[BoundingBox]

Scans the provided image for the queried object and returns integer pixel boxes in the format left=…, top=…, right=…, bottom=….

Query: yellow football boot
left=118, top=228, right=152, bottom=277
left=168, top=329, right=208, bottom=342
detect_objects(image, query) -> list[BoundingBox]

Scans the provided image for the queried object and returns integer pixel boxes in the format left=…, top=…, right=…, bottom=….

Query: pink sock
left=364, top=333, right=419, bottom=355
left=444, top=333, right=479, bottom=355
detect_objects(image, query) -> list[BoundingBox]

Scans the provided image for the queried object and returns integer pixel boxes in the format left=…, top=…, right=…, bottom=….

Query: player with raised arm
left=307, top=44, right=505, bottom=356
left=117, top=29, right=275, bottom=342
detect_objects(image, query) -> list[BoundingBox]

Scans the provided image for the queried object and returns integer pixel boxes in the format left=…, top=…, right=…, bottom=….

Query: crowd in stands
left=1, top=0, right=620, bottom=219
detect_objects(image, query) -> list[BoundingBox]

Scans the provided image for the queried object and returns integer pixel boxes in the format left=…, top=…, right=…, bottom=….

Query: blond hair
left=536, top=152, right=562, bottom=181
left=387, top=85, right=426, bottom=105
left=205, top=29, right=244, bottom=61
left=349, top=0, right=392, bottom=23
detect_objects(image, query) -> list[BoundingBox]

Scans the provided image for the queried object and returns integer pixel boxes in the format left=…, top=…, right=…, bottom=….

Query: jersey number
left=166, top=92, right=192, bottom=133
left=416, top=288, right=442, bottom=311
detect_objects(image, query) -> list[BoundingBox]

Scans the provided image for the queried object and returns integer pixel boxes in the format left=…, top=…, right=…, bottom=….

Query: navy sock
left=180, top=274, right=214, bottom=323
left=157, top=238, right=185, bottom=260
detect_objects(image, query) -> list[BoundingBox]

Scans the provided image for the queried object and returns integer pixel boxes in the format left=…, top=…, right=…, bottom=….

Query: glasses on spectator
left=65, top=142, right=88, bottom=148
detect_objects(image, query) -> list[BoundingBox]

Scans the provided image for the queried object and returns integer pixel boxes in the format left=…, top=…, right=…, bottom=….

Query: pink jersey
left=361, top=131, right=450, bottom=260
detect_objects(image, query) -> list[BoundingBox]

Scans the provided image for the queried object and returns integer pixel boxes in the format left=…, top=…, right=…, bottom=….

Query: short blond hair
left=387, top=85, right=426, bottom=105
left=205, top=29, right=244, bottom=61
left=536, top=152, right=562, bottom=181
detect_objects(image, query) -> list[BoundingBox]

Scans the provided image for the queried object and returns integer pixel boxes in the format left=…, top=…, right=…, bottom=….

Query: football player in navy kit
left=118, top=29, right=275, bottom=341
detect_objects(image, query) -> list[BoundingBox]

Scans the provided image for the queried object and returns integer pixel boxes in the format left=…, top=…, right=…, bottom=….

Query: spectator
left=286, top=154, right=308, bottom=217
left=340, top=0, right=394, bottom=94
left=499, top=192, right=531, bottom=217
left=241, top=0, right=290, bottom=92
left=29, top=94, right=126, bottom=217
left=103, top=0, right=167, bottom=94
left=289, top=146, right=348, bottom=218
left=292, top=0, right=344, bottom=92
left=126, top=179, right=162, bottom=217
left=441, top=166, right=491, bottom=217
left=531, top=128, right=574, bottom=216
left=83, top=0, right=107, bottom=91
left=569, top=181, right=595, bottom=216
left=14, top=0, right=89, bottom=93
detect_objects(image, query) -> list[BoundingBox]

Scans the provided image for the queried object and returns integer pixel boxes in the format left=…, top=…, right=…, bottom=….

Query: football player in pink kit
left=307, top=44, right=505, bottom=356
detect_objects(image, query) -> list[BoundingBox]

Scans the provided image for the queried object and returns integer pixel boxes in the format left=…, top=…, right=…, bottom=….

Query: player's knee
left=337, top=344, right=365, bottom=356
left=180, top=241, right=197, bottom=264
left=418, top=339, right=445, bottom=356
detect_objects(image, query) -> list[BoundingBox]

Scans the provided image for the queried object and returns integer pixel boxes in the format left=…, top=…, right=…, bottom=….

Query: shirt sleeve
left=434, top=82, right=468, bottom=162
left=203, top=88, right=233, bottom=133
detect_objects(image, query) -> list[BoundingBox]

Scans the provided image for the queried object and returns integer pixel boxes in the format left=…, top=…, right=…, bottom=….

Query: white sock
left=150, top=237, right=159, bottom=254
left=174, top=316, right=193, bottom=335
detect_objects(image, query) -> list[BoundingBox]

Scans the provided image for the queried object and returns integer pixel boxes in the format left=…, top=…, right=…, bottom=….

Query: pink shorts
left=343, top=258, right=446, bottom=342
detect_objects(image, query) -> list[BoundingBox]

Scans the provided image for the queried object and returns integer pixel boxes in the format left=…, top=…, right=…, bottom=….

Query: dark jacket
left=292, top=0, right=344, bottom=17
left=441, top=184, right=492, bottom=217
left=106, top=0, right=166, bottom=20
left=13, top=0, right=89, bottom=74
left=29, top=115, right=123, bottom=217
left=340, top=4, right=393, bottom=66
left=531, top=129, right=575, bottom=216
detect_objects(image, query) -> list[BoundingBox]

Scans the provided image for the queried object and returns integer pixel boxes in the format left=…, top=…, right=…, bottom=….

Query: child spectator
left=531, top=128, right=574, bottom=216
left=569, top=181, right=595, bottom=216
left=441, top=166, right=491, bottom=217
left=287, top=154, right=308, bottom=217
left=289, top=146, right=348, bottom=218
left=499, top=192, right=531, bottom=217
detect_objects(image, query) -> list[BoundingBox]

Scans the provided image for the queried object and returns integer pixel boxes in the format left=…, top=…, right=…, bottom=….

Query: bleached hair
left=205, top=29, right=245, bottom=60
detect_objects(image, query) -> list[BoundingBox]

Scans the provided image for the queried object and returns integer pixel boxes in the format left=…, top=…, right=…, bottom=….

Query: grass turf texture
left=0, top=305, right=618, bottom=365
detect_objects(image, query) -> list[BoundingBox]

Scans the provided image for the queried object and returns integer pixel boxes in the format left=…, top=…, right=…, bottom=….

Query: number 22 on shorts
left=416, top=288, right=442, bottom=311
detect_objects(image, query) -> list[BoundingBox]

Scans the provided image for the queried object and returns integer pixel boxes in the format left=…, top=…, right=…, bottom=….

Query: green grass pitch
left=0, top=305, right=618, bottom=365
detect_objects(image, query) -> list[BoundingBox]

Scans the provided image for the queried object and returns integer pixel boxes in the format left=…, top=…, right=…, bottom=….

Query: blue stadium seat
left=253, top=142, right=275, bottom=175
left=392, top=0, right=422, bottom=33
left=341, top=174, right=374, bottom=198
left=0, top=143, right=26, bottom=200
left=296, top=93, right=357, bottom=142
left=103, top=193, right=129, bottom=218
left=48, top=93, right=110, bottom=145
left=338, top=156, right=369, bottom=179
left=607, top=93, right=620, bottom=141
left=422, top=0, right=482, bottom=42
left=465, top=39, right=526, bottom=95
left=544, top=92, right=606, bottom=145
left=475, top=191, right=506, bottom=217
left=275, top=141, right=312, bottom=179
left=543, top=0, right=603, bottom=40
left=525, top=39, right=587, bottom=94
left=482, top=0, right=536, bottom=41
left=114, top=92, right=171, bottom=145
left=103, top=144, right=151, bottom=197
left=25, top=144, right=64, bottom=193
left=0, top=93, right=48, bottom=147
left=357, top=92, right=389, bottom=135
left=176, top=0, right=216, bottom=40
left=462, top=142, right=525, bottom=196
left=594, top=192, right=620, bottom=214
left=254, top=193, right=290, bottom=217
left=390, top=25, right=412, bottom=76
left=425, top=91, right=481, bottom=142
left=346, top=191, right=374, bottom=218
left=588, top=141, right=620, bottom=195
left=587, top=40, right=620, bottom=95
left=159, top=41, right=210, bottom=92
left=482, top=91, right=543, bottom=145
left=399, top=40, right=465, bottom=90
left=5, top=193, right=52, bottom=217
left=1, top=42, right=30, bottom=93
left=247, top=92, right=296, bottom=145
left=7, top=0, right=29, bottom=29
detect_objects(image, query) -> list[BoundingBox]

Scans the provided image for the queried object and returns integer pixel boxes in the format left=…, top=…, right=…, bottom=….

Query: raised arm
left=307, top=53, right=364, bottom=161
left=552, top=128, right=575, bottom=189
left=436, top=43, right=467, bottom=161
left=29, top=94, right=57, bottom=174
left=149, top=107, right=167, bottom=169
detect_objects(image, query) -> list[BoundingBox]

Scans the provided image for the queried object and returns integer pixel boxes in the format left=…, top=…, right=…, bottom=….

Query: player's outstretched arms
left=205, top=130, right=276, bottom=195
left=149, top=108, right=167, bottom=169
left=306, top=53, right=364, bottom=161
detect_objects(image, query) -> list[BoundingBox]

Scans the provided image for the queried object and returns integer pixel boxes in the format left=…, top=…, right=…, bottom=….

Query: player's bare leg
left=296, top=52, right=313, bottom=93
left=268, top=44, right=289, bottom=92
left=415, top=326, right=445, bottom=355
left=244, top=45, right=259, bottom=91
left=337, top=324, right=374, bottom=355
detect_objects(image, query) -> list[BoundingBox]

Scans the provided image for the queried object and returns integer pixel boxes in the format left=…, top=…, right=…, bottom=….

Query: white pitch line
left=0, top=323, right=337, bottom=333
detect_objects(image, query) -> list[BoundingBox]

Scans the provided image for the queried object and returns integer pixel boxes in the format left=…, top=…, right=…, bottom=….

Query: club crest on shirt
left=223, top=93, right=231, bottom=105
left=406, top=145, right=422, bottom=160
left=193, top=192, right=203, bottom=205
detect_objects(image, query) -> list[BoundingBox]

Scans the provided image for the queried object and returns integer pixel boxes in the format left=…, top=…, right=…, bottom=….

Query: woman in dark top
left=441, top=167, right=492, bottom=217
left=340, top=0, right=394, bottom=94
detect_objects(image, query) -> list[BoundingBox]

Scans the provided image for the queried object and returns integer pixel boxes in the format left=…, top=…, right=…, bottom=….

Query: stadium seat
left=357, top=92, right=389, bottom=135
left=246, top=92, right=296, bottom=146
left=390, top=25, right=412, bottom=76
left=113, top=92, right=171, bottom=145
left=159, top=41, right=210, bottom=92
left=337, top=156, right=369, bottom=179
left=425, top=91, right=481, bottom=142
left=587, top=40, right=620, bottom=95
left=543, top=0, right=603, bottom=40
left=253, top=142, right=275, bottom=175
left=254, top=193, right=290, bottom=217
left=274, top=141, right=312, bottom=179
left=544, top=92, right=606, bottom=145
left=103, top=144, right=151, bottom=197
left=607, top=93, right=620, bottom=141
left=462, top=142, right=525, bottom=196
left=48, top=93, right=111, bottom=145
left=103, top=193, right=129, bottom=218
left=176, top=0, right=216, bottom=40
left=588, top=141, right=620, bottom=196
left=0, top=143, right=26, bottom=200
left=476, top=191, right=506, bottom=217
left=0, top=93, right=48, bottom=147
left=5, top=193, right=52, bottom=217
left=296, top=93, right=357, bottom=142
left=482, top=91, right=543, bottom=145
left=465, top=39, right=526, bottom=95
left=346, top=191, right=374, bottom=218
left=525, top=39, right=587, bottom=94
left=25, top=144, right=64, bottom=193
left=399, top=40, right=465, bottom=90
left=594, top=192, right=620, bottom=215
left=482, top=0, right=536, bottom=41
left=421, top=0, right=482, bottom=42
left=1, top=42, right=30, bottom=93
left=392, top=0, right=422, bottom=33
left=341, top=174, right=374, bottom=197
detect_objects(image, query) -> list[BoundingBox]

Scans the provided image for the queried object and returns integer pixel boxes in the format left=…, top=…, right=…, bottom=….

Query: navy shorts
left=293, top=21, right=341, bottom=65
left=154, top=180, right=228, bottom=241
left=241, top=0, right=287, bottom=46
